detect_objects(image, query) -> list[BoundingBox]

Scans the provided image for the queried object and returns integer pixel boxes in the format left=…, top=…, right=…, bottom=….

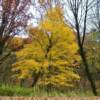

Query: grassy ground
left=0, top=84, right=99, bottom=96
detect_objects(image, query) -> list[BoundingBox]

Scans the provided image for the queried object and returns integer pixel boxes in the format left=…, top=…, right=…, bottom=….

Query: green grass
left=0, top=84, right=99, bottom=96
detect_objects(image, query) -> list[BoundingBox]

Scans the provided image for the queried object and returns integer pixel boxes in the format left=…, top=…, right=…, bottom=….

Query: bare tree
left=90, top=0, right=100, bottom=33
left=64, top=0, right=98, bottom=95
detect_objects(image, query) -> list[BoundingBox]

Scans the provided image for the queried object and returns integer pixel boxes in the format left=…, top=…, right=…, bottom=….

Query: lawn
left=0, top=84, right=98, bottom=96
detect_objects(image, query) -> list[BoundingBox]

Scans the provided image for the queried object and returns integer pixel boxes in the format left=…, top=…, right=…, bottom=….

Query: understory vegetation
left=0, top=84, right=98, bottom=96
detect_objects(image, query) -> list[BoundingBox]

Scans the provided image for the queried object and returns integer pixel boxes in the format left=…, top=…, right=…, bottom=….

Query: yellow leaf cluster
left=12, top=6, right=80, bottom=87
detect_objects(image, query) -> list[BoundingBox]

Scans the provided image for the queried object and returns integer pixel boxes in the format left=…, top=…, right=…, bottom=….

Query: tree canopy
left=12, top=7, right=80, bottom=87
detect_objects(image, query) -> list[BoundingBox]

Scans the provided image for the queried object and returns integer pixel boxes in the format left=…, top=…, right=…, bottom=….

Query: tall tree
left=65, top=0, right=98, bottom=95
left=0, top=0, right=31, bottom=55
left=12, top=7, right=80, bottom=88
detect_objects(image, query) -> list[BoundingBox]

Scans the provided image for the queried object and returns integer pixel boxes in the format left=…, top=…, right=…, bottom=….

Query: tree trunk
left=20, top=79, right=25, bottom=87
left=0, top=42, right=4, bottom=55
left=79, top=44, right=97, bottom=96
left=31, top=71, right=41, bottom=87
left=75, top=16, right=97, bottom=96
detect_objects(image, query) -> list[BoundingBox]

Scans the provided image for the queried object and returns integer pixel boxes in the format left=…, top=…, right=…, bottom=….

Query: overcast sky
left=28, top=0, right=97, bottom=33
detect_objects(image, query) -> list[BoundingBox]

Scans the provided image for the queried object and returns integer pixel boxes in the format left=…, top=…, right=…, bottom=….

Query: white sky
left=28, top=0, right=97, bottom=33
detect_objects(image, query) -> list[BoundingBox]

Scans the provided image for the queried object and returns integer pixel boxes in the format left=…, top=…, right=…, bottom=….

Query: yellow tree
left=12, top=6, right=80, bottom=88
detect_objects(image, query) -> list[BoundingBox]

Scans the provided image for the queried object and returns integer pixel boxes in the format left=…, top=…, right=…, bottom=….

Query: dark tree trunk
left=0, top=42, right=4, bottom=55
left=31, top=71, right=41, bottom=87
left=79, top=45, right=97, bottom=96
left=20, top=79, right=25, bottom=87
left=31, top=35, right=52, bottom=87
left=74, top=15, right=98, bottom=95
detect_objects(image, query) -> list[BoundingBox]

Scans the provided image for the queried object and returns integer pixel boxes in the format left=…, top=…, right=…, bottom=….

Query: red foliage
left=0, top=0, right=32, bottom=44
left=23, top=37, right=32, bottom=44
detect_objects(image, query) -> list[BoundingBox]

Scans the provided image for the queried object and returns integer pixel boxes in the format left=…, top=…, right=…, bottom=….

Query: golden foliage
left=12, top=6, right=80, bottom=87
